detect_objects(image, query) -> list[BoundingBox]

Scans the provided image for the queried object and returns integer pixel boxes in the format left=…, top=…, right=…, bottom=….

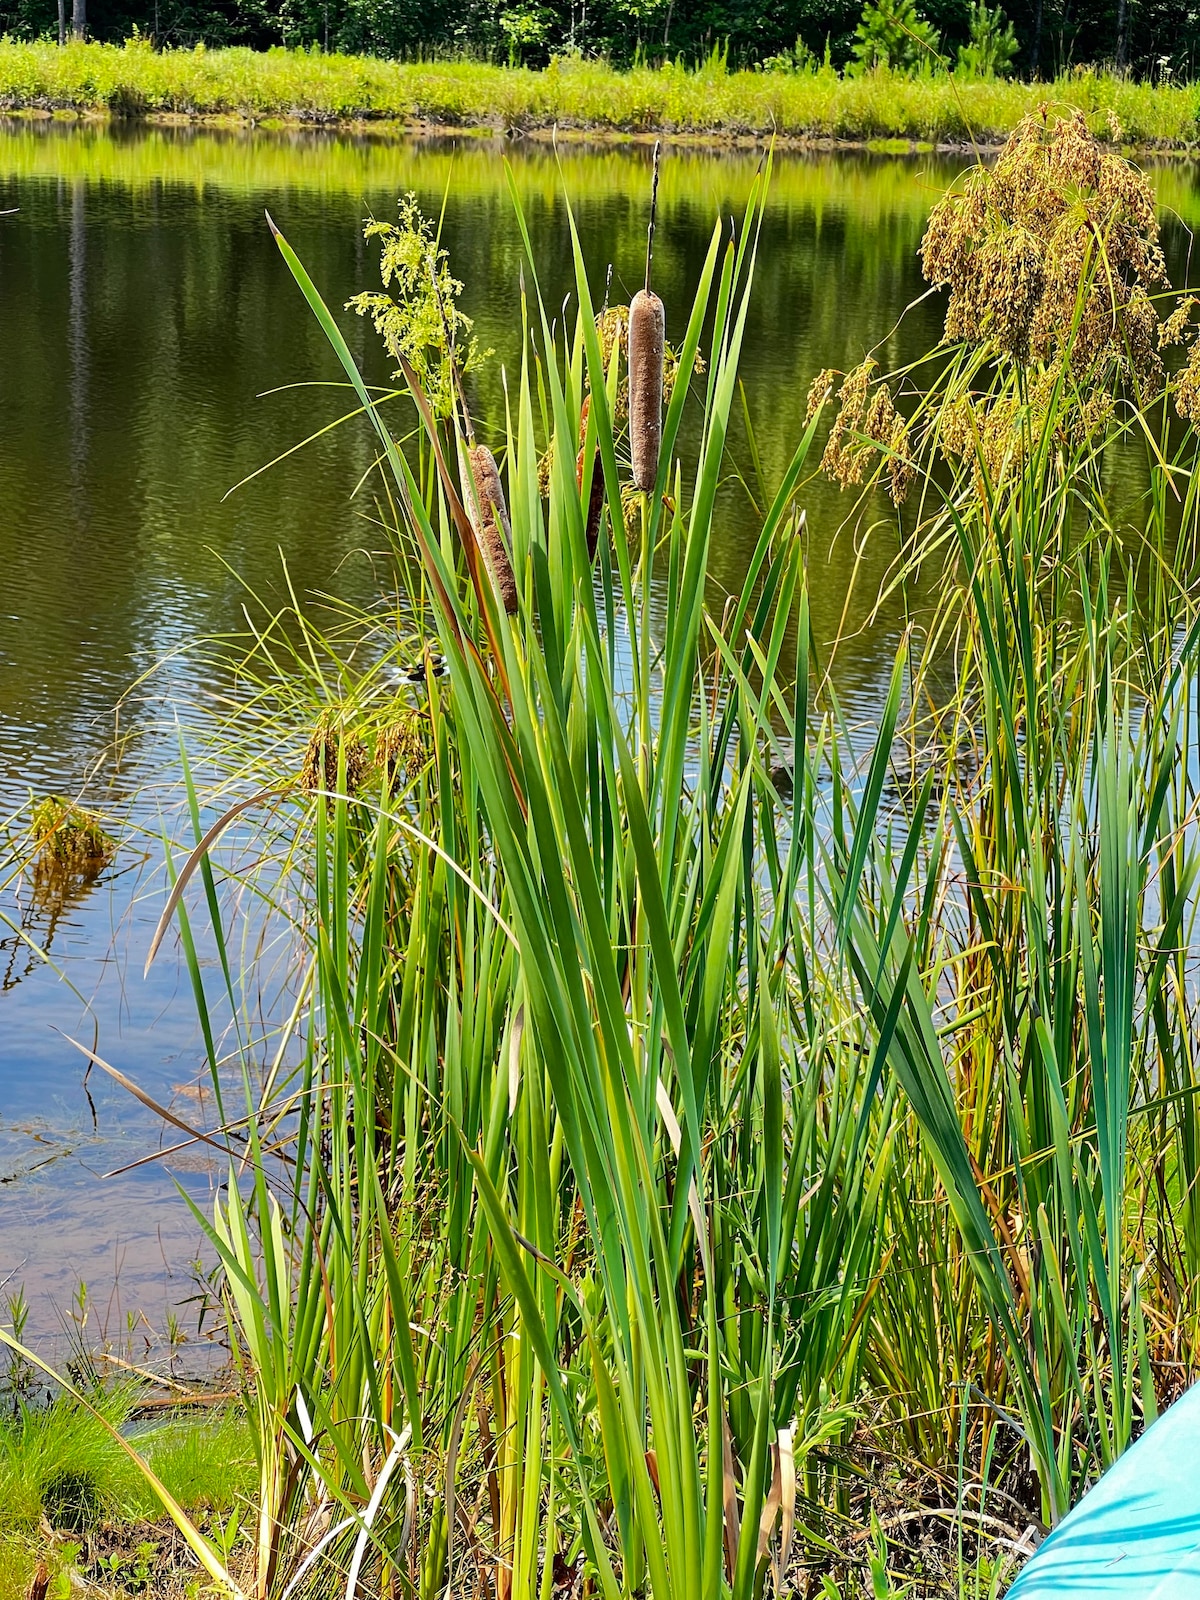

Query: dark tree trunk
left=1115, top=0, right=1128, bottom=68
left=57, top=0, right=65, bottom=44
left=1031, top=0, right=1044, bottom=72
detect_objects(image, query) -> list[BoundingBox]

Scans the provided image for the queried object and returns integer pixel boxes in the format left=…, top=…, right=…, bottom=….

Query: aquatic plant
left=144, top=153, right=920, bottom=1598
left=347, top=193, right=489, bottom=422
left=29, top=795, right=115, bottom=873
left=809, top=110, right=1200, bottom=1523
left=298, top=710, right=370, bottom=795
left=818, top=107, right=1186, bottom=506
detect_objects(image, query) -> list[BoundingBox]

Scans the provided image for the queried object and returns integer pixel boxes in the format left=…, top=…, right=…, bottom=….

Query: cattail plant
left=629, top=142, right=665, bottom=493
left=464, top=441, right=519, bottom=614
left=132, top=124, right=1200, bottom=1600
left=345, top=197, right=521, bottom=617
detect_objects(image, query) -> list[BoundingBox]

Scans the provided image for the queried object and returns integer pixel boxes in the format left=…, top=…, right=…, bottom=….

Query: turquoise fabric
left=1007, top=1384, right=1200, bottom=1596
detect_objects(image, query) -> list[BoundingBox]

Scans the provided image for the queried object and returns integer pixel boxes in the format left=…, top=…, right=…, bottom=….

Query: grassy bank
left=0, top=38, right=1198, bottom=144
left=0, top=1395, right=253, bottom=1599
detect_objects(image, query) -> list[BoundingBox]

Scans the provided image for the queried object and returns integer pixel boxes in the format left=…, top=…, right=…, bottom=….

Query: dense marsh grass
left=32, top=107, right=1200, bottom=1600
left=0, top=39, right=1198, bottom=144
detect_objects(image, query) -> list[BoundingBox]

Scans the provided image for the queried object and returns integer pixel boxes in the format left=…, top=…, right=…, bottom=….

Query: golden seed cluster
left=375, top=711, right=427, bottom=791
left=301, top=714, right=371, bottom=797
left=920, top=109, right=1167, bottom=390
left=813, top=109, right=1200, bottom=507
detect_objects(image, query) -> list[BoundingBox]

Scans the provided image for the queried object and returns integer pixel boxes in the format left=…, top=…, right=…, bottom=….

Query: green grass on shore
left=0, top=38, right=1198, bottom=145
left=0, top=1396, right=254, bottom=1600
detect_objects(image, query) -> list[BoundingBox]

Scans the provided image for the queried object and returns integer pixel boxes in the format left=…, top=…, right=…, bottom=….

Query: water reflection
left=2, top=853, right=110, bottom=991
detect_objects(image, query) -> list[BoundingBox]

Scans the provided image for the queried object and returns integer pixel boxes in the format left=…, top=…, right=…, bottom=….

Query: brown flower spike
left=629, top=290, right=665, bottom=493
left=630, top=141, right=665, bottom=495
left=466, top=444, right=519, bottom=616
left=576, top=395, right=606, bottom=561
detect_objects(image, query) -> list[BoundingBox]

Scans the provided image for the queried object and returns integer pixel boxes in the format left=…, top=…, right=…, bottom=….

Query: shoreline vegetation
left=0, top=40, right=1198, bottom=146
left=15, top=108, right=1188, bottom=1598
left=8, top=84, right=1200, bottom=1600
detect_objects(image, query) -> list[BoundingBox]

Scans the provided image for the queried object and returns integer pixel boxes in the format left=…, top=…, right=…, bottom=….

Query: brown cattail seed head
left=467, top=444, right=518, bottom=616
left=628, top=288, right=664, bottom=493
left=575, top=395, right=605, bottom=561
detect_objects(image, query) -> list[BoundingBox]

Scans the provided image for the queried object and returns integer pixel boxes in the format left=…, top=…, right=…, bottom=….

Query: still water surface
left=0, top=123, right=1193, bottom=1349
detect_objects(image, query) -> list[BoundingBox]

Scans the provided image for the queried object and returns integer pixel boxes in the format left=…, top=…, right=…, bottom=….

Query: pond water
left=0, top=121, right=1194, bottom=1353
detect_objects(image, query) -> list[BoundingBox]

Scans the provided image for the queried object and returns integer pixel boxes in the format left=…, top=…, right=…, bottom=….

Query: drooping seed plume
left=628, top=287, right=664, bottom=493
left=575, top=395, right=605, bottom=560
left=466, top=444, right=518, bottom=615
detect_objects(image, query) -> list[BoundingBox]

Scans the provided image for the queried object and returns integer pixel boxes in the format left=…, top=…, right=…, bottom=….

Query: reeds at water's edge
left=23, top=116, right=1200, bottom=1598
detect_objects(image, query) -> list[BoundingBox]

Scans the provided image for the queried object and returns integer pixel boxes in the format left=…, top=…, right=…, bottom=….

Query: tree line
left=0, top=0, right=1191, bottom=100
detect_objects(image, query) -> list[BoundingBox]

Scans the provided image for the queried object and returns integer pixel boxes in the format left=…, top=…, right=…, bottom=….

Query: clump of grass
left=139, top=1410, right=255, bottom=1514
left=0, top=1394, right=140, bottom=1538
left=0, top=1398, right=253, bottom=1600
left=0, top=1394, right=253, bottom=1537
left=29, top=795, right=115, bottom=874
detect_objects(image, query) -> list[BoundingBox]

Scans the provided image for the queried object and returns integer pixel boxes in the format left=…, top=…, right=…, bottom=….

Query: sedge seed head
left=920, top=109, right=1168, bottom=395
left=301, top=712, right=370, bottom=798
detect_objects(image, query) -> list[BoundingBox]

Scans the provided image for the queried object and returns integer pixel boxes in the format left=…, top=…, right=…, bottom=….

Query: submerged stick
left=466, top=444, right=519, bottom=615
left=629, top=141, right=665, bottom=494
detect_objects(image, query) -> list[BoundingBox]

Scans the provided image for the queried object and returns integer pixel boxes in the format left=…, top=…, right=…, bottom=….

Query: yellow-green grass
left=0, top=1398, right=253, bottom=1600
left=0, top=39, right=1198, bottom=145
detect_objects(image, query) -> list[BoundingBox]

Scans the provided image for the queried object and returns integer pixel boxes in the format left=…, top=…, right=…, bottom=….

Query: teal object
left=1007, top=1385, right=1200, bottom=1596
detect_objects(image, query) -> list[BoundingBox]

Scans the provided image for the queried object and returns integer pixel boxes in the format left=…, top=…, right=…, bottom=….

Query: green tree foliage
left=956, top=0, right=1017, bottom=72
left=849, top=0, right=940, bottom=71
